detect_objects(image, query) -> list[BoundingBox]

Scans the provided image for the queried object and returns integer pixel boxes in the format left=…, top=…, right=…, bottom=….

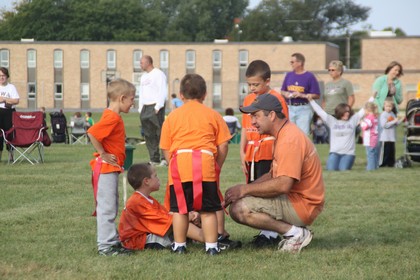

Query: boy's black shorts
left=247, top=160, right=272, bottom=183
left=169, top=181, right=222, bottom=213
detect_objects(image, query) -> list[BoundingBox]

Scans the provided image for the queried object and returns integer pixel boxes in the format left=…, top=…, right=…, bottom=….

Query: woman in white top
left=0, top=67, right=20, bottom=160
left=307, top=95, right=364, bottom=171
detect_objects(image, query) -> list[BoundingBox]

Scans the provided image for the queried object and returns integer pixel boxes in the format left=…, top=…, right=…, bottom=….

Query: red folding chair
left=0, top=111, right=47, bottom=164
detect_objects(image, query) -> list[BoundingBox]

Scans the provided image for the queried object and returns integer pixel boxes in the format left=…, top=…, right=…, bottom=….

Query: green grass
left=1, top=113, right=419, bottom=280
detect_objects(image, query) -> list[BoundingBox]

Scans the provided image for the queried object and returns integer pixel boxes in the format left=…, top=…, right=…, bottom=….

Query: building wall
left=1, top=37, right=419, bottom=113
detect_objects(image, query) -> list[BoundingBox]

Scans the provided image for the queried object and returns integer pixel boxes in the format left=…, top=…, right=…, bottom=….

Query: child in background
left=160, top=74, right=231, bottom=255
left=223, top=107, right=241, bottom=137
left=379, top=100, right=403, bottom=167
left=119, top=163, right=204, bottom=250
left=360, top=102, right=379, bottom=171
left=312, top=116, right=328, bottom=144
left=87, top=79, right=135, bottom=256
left=85, top=112, right=94, bottom=128
left=171, top=93, right=184, bottom=111
left=240, top=60, right=289, bottom=247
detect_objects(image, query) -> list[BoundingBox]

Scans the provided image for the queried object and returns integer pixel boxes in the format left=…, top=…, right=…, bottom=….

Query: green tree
left=240, top=0, right=370, bottom=41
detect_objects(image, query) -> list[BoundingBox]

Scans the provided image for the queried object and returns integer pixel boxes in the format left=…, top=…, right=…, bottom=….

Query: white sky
left=1, top=0, right=419, bottom=36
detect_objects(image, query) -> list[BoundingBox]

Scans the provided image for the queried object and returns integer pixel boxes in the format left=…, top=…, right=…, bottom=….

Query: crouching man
left=224, top=93, right=325, bottom=253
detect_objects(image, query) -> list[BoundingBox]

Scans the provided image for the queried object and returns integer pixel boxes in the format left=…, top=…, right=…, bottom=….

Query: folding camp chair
left=69, top=116, right=88, bottom=144
left=0, top=111, right=46, bottom=164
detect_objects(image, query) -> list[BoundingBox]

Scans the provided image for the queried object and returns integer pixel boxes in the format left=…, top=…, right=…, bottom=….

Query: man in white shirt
left=138, top=55, right=168, bottom=165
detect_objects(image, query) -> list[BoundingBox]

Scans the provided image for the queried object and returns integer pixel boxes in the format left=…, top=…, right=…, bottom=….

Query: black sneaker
left=218, top=235, right=242, bottom=250
left=251, top=234, right=281, bottom=248
left=98, top=244, right=134, bottom=256
left=171, top=245, right=187, bottom=254
left=206, top=247, right=221, bottom=256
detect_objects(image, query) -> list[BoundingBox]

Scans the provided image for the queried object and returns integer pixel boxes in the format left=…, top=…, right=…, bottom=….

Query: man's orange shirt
left=272, top=121, right=324, bottom=225
left=160, top=100, right=231, bottom=184
left=242, top=89, right=289, bottom=162
left=119, top=192, right=173, bottom=250
left=87, top=109, right=126, bottom=173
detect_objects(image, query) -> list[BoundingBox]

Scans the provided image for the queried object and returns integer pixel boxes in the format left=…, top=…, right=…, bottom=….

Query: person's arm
left=0, top=96, right=19, bottom=106
left=224, top=175, right=295, bottom=207
left=216, top=141, right=229, bottom=169
left=347, top=95, right=355, bottom=108
left=162, top=149, right=170, bottom=163
left=394, top=80, right=403, bottom=105
left=239, top=127, right=248, bottom=175
left=87, top=133, right=119, bottom=166
left=155, top=71, right=168, bottom=113
left=308, top=99, right=328, bottom=122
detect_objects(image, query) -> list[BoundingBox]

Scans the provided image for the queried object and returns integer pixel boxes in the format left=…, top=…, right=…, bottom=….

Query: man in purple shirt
left=281, top=53, right=321, bottom=135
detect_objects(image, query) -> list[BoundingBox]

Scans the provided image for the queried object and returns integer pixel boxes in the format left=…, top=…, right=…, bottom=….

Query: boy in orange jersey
left=119, top=163, right=204, bottom=250
left=240, top=60, right=289, bottom=248
left=160, top=74, right=231, bottom=255
left=87, top=78, right=135, bottom=256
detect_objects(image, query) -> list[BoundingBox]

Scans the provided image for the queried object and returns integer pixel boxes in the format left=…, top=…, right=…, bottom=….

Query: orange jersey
left=119, top=192, right=173, bottom=250
left=87, top=109, right=126, bottom=173
left=242, top=89, right=289, bottom=162
left=272, top=121, right=324, bottom=225
left=160, top=100, right=231, bottom=184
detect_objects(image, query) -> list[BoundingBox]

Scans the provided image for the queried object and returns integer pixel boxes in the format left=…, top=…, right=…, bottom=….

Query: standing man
left=139, top=55, right=168, bottom=166
left=281, top=53, right=320, bottom=135
left=224, top=93, right=325, bottom=253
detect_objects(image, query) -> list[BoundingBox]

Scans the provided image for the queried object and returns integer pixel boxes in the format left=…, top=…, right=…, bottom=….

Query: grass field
left=1, top=112, right=419, bottom=280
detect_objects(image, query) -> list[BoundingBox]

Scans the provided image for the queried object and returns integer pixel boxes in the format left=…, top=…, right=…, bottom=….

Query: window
left=213, top=83, right=222, bottom=100
left=213, top=50, right=222, bottom=69
left=54, top=83, right=63, bottom=100
left=107, top=50, right=116, bottom=69
left=132, top=73, right=142, bottom=100
left=81, top=83, right=89, bottom=100
left=160, top=50, right=169, bottom=69
left=0, top=49, right=9, bottom=67
left=353, top=84, right=360, bottom=92
left=28, top=83, right=36, bottom=99
left=80, top=50, right=89, bottom=68
left=239, top=50, right=248, bottom=68
left=27, top=49, right=36, bottom=68
left=186, top=50, right=196, bottom=69
left=133, top=50, right=142, bottom=70
left=54, top=49, right=63, bottom=68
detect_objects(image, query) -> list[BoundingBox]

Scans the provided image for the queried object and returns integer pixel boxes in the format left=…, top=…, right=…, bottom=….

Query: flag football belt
left=247, top=136, right=275, bottom=182
left=170, top=149, right=223, bottom=214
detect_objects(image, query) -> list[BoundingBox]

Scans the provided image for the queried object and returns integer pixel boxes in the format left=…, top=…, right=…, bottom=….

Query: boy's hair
left=127, top=163, right=152, bottom=190
left=225, top=107, right=234, bottom=116
left=107, top=78, right=136, bottom=101
left=180, top=74, right=206, bottom=100
left=385, top=61, right=403, bottom=77
left=292, top=53, right=305, bottom=65
left=171, top=93, right=177, bottom=99
left=245, top=60, right=271, bottom=80
left=86, top=112, right=92, bottom=117
left=334, top=103, right=353, bottom=119
left=383, top=99, right=395, bottom=108
left=0, top=67, right=10, bottom=78
left=75, top=112, right=82, bottom=118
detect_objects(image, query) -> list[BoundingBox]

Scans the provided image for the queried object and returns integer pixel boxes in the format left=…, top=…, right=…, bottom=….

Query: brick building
left=1, top=36, right=419, bottom=112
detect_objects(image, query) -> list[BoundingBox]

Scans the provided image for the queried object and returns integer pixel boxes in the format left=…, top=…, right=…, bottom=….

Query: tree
left=239, top=0, right=370, bottom=42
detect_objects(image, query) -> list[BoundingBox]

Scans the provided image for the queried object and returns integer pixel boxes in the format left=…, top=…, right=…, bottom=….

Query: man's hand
left=223, top=184, right=245, bottom=208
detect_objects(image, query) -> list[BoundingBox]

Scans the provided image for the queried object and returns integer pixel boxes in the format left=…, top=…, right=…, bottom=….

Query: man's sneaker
left=149, top=161, right=160, bottom=166
left=251, top=234, right=281, bottom=248
left=218, top=235, right=242, bottom=250
left=206, top=247, right=221, bottom=256
left=159, top=159, right=168, bottom=166
left=98, top=244, right=134, bottom=256
left=171, top=244, right=187, bottom=254
left=278, top=227, right=313, bottom=253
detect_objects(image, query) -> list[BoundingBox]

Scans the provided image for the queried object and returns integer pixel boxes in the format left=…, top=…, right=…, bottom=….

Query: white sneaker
left=159, top=159, right=168, bottom=166
left=278, top=227, right=312, bottom=253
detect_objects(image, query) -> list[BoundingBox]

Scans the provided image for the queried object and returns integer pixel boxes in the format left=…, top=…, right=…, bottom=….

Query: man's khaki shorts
left=242, top=195, right=305, bottom=227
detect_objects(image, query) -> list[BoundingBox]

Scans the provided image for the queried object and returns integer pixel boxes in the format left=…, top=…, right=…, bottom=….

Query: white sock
left=283, top=226, right=302, bottom=238
left=205, top=242, right=218, bottom=251
left=173, top=242, right=186, bottom=250
left=259, top=230, right=279, bottom=238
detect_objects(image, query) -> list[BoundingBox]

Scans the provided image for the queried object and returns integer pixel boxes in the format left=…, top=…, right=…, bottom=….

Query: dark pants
left=246, top=160, right=272, bottom=183
left=0, top=108, right=15, bottom=151
left=140, top=104, right=165, bottom=162
left=380, top=141, right=395, bottom=167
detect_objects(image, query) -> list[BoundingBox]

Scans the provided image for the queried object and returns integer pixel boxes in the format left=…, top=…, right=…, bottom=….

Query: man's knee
left=229, top=199, right=249, bottom=224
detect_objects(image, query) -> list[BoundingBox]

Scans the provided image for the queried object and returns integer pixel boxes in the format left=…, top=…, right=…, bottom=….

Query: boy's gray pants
left=96, top=172, right=120, bottom=251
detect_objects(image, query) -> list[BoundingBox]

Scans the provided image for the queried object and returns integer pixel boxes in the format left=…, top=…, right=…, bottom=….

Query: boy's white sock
left=173, top=242, right=187, bottom=250
left=283, top=225, right=302, bottom=238
left=205, top=242, right=218, bottom=251
left=259, top=230, right=279, bottom=238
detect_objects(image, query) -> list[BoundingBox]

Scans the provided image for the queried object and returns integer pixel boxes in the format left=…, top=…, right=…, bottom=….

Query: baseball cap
left=239, top=93, right=283, bottom=114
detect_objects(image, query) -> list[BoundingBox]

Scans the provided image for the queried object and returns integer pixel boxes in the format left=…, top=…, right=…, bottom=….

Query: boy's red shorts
left=169, top=181, right=222, bottom=213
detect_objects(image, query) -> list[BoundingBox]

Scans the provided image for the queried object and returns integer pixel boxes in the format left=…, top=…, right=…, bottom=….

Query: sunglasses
left=328, top=69, right=336, bottom=72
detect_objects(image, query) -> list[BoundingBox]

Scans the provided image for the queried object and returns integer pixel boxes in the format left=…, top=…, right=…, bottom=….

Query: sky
left=0, top=0, right=419, bottom=36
